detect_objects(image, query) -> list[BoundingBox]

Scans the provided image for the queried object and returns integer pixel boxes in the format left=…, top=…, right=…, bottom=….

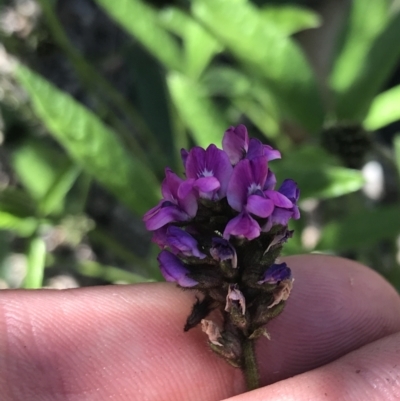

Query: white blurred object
left=362, top=160, right=384, bottom=201
left=301, top=225, right=321, bottom=250
left=46, top=275, right=80, bottom=289
left=0, top=0, right=40, bottom=37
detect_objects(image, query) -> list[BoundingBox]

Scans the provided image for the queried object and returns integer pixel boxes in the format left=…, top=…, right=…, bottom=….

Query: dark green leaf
left=317, top=205, right=400, bottom=251
left=274, top=146, right=364, bottom=199
left=15, top=64, right=160, bottom=215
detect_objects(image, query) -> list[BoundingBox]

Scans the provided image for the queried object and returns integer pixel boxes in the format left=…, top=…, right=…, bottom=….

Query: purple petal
left=278, top=179, right=300, bottom=203
left=258, top=262, right=292, bottom=284
left=263, top=208, right=293, bottom=232
left=222, top=125, right=249, bottom=165
left=151, top=226, right=168, bottom=248
left=263, top=170, right=277, bottom=191
left=185, top=145, right=233, bottom=199
left=161, top=168, right=182, bottom=201
left=223, top=211, right=261, bottom=240
left=227, top=157, right=268, bottom=211
left=210, top=238, right=237, bottom=268
left=144, top=203, right=190, bottom=231
left=177, top=179, right=198, bottom=218
left=249, top=156, right=268, bottom=188
left=166, top=226, right=206, bottom=258
left=194, top=176, right=220, bottom=198
left=227, top=159, right=253, bottom=211
left=264, top=190, right=293, bottom=208
left=246, top=195, right=274, bottom=218
left=204, top=145, right=233, bottom=198
left=263, top=145, right=281, bottom=161
left=158, top=250, right=198, bottom=287
left=247, top=138, right=265, bottom=160
left=185, top=146, right=206, bottom=179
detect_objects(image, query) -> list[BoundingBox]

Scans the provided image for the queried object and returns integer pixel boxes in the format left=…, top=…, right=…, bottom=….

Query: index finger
left=0, top=255, right=399, bottom=401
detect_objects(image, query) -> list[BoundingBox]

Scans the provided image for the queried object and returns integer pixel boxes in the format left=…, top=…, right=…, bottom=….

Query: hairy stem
left=242, top=338, right=260, bottom=391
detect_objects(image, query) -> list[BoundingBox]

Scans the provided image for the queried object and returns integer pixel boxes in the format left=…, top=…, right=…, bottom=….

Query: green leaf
left=0, top=188, right=37, bottom=218
left=274, top=146, right=364, bottom=199
left=167, top=72, right=229, bottom=148
left=363, top=85, right=400, bottom=130
left=24, top=236, right=46, bottom=289
left=317, top=205, right=400, bottom=252
left=15, top=64, right=160, bottom=215
left=11, top=138, right=81, bottom=216
left=330, top=0, right=389, bottom=96
left=260, top=5, right=321, bottom=36
left=201, top=66, right=282, bottom=141
left=160, top=7, right=222, bottom=79
left=94, top=0, right=182, bottom=71
left=11, top=139, right=69, bottom=208
left=394, top=134, right=400, bottom=177
left=0, top=211, right=38, bottom=237
left=192, top=0, right=324, bottom=133
left=332, top=8, right=400, bottom=120
left=39, top=164, right=81, bottom=216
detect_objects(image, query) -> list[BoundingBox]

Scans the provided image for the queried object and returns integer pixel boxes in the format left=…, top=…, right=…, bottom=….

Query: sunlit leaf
left=0, top=211, right=38, bottom=237
left=167, top=72, right=229, bottom=148
left=332, top=7, right=400, bottom=120
left=260, top=4, right=321, bottom=36
left=192, top=0, right=324, bottom=133
left=94, top=0, right=182, bottom=71
left=363, top=85, right=400, bottom=130
left=11, top=139, right=69, bottom=209
left=317, top=205, right=400, bottom=251
left=160, top=7, right=222, bottom=79
left=331, top=0, right=389, bottom=95
left=39, top=164, right=81, bottom=216
left=15, top=64, right=159, bottom=215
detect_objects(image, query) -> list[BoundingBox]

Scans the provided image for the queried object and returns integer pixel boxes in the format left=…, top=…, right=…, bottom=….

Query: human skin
left=1, top=255, right=400, bottom=401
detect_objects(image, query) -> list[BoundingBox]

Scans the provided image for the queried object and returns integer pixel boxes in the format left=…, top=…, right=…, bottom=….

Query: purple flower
left=258, top=262, right=292, bottom=285
left=185, top=144, right=233, bottom=200
left=165, top=226, right=206, bottom=258
left=222, top=125, right=281, bottom=165
left=158, top=250, right=198, bottom=287
left=222, top=125, right=249, bottom=165
left=263, top=180, right=300, bottom=232
left=223, top=211, right=261, bottom=240
left=278, top=179, right=300, bottom=219
left=224, top=157, right=275, bottom=239
left=143, top=169, right=198, bottom=231
left=210, top=238, right=237, bottom=268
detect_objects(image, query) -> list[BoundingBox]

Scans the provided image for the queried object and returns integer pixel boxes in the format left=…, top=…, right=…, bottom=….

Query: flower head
left=143, top=125, right=299, bottom=373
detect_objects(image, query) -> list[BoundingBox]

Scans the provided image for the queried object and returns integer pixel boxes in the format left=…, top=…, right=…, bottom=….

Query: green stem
left=242, top=339, right=260, bottom=391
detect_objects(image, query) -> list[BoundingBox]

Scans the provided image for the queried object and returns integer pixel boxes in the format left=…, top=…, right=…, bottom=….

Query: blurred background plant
left=0, top=0, right=400, bottom=290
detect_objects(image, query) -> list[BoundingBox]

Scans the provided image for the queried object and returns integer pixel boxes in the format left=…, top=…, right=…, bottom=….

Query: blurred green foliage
left=0, top=0, right=400, bottom=289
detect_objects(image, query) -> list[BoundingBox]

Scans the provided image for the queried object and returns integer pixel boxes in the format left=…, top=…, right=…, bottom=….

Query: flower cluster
left=143, top=124, right=299, bottom=370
